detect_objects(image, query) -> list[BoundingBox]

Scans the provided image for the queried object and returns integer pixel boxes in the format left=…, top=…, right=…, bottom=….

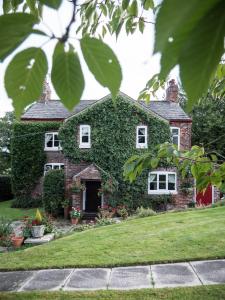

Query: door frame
left=82, top=181, right=104, bottom=211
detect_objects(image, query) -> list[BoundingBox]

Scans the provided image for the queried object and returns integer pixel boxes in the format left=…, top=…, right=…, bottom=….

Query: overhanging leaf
left=0, top=13, right=38, bottom=61
left=5, top=47, right=48, bottom=118
left=180, top=0, right=225, bottom=109
left=51, top=42, right=85, bottom=110
left=38, top=0, right=62, bottom=9
left=80, top=36, right=122, bottom=99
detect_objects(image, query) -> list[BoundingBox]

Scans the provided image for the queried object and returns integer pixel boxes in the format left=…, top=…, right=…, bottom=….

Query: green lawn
left=0, top=200, right=40, bottom=220
left=1, top=285, right=225, bottom=300
left=0, top=206, right=225, bottom=270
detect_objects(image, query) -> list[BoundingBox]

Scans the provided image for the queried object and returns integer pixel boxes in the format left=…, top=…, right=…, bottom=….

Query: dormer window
left=79, top=125, right=91, bottom=148
left=170, top=127, right=180, bottom=149
left=44, top=132, right=61, bottom=151
left=136, top=126, right=147, bottom=149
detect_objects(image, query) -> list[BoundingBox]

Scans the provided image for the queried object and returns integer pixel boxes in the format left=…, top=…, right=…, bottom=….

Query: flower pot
left=71, top=218, right=79, bottom=225
left=64, top=206, right=70, bottom=219
left=11, top=236, right=24, bottom=248
left=31, top=225, right=45, bottom=238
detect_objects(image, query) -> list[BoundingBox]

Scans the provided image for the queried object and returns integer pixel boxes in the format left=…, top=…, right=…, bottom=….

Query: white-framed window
left=44, top=163, right=64, bottom=175
left=148, top=171, right=177, bottom=194
left=170, top=127, right=180, bottom=149
left=44, top=132, right=61, bottom=151
left=136, top=125, right=147, bottom=148
left=79, top=125, right=91, bottom=148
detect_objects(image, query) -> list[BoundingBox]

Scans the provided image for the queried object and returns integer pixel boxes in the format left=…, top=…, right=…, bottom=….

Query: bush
left=0, top=175, right=13, bottom=201
left=12, top=195, right=43, bottom=208
left=212, top=200, right=225, bottom=208
left=43, top=170, right=65, bottom=215
left=136, top=206, right=156, bottom=218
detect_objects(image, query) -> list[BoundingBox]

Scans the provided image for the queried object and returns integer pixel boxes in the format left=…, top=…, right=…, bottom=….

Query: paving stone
left=191, top=260, right=225, bottom=285
left=21, top=269, right=73, bottom=291
left=24, top=233, right=54, bottom=245
left=109, top=266, right=152, bottom=290
left=151, top=263, right=201, bottom=288
left=0, top=271, right=34, bottom=291
left=64, top=268, right=110, bottom=290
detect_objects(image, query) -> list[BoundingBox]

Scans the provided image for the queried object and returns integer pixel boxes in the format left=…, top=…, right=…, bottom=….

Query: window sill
left=44, top=147, right=62, bottom=151
left=79, top=144, right=91, bottom=149
left=136, top=144, right=148, bottom=149
left=148, top=190, right=177, bottom=195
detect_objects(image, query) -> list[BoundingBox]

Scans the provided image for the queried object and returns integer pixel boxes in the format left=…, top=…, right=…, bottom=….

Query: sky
left=0, top=1, right=178, bottom=117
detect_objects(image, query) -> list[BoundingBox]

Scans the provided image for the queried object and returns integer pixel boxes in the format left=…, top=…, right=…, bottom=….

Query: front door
left=196, top=184, right=213, bottom=206
left=85, top=181, right=101, bottom=212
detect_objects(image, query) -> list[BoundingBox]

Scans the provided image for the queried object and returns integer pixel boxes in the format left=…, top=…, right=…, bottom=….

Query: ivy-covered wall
left=11, top=122, right=61, bottom=200
left=60, top=96, right=171, bottom=208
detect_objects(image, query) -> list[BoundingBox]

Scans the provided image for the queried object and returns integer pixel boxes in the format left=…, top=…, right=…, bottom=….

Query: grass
left=1, top=285, right=225, bottom=300
left=1, top=206, right=225, bottom=270
left=0, top=200, right=40, bottom=221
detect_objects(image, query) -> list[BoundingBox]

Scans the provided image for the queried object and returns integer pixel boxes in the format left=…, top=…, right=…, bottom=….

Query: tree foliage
left=0, top=0, right=224, bottom=117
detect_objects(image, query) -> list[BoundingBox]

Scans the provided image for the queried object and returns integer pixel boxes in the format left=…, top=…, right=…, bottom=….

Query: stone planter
left=31, top=225, right=45, bottom=238
left=71, top=218, right=79, bottom=225
left=11, top=236, right=24, bottom=248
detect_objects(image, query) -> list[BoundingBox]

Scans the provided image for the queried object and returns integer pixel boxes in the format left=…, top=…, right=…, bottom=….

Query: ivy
left=11, top=121, right=61, bottom=201
left=60, top=96, right=171, bottom=208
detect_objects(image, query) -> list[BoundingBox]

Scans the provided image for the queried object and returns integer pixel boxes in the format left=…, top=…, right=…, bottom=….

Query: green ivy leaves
left=51, top=42, right=85, bottom=111
left=0, top=13, right=37, bottom=61
left=80, top=36, right=122, bottom=99
left=155, top=0, right=225, bottom=108
left=5, top=47, right=48, bottom=118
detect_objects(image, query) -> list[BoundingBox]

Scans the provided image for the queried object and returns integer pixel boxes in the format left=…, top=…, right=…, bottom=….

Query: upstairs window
left=148, top=171, right=177, bottom=194
left=44, top=163, right=64, bottom=175
left=136, top=126, right=147, bottom=148
left=170, top=127, right=180, bottom=149
left=79, top=125, right=91, bottom=148
left=45, top=132, right=61, bottom=151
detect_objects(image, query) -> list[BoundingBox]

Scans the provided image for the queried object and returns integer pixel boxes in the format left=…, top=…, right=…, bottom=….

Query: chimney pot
left=39, top=80, right=51, bottom=103
left=166, top=79, right=178, bottom=103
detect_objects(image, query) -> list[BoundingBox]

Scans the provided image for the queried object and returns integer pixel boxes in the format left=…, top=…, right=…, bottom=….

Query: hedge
left=0, top=175, right=13, bottom=201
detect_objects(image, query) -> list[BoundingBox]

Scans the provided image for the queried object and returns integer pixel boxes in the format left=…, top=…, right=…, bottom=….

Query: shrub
left=0, top=175, right=13, bottom=201
left=43, top=169, right=65, bottom=215
left=117, top=205, right=129, bottom=219
left=11, top=195, right=42, bottom=208
left=136, top=206, right=156, bottom=218
left=95, top=217, right=116, bottom=226
left=212, top=200, right=225, bottom=208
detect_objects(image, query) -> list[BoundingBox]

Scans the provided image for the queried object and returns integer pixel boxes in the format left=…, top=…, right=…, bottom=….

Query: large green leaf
left=80, top=36, right=122, bottom=99
left=38, top=0, right=62, bottom=9
left=180, top=0, right=225, bottom=109
left=5, top=47, right=48, bottom=118
left=0, top=13, right=38, bottom=61
left=51, top=42, right=85, bottom=110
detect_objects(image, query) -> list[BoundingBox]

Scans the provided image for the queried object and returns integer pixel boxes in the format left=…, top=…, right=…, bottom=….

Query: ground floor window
left=44, top=163, right=64, bottom=175
left=148, top=171, right=177, bottom=194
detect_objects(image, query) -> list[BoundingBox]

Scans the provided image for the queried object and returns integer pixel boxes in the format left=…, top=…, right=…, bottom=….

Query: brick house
left=20, top=80, right=194, bottom=212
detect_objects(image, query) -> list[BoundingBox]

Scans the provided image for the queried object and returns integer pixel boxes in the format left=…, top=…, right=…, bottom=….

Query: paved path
left=1, top=260, right=225, bottom=292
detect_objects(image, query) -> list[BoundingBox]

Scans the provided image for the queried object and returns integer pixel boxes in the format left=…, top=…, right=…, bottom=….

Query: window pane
left=150, top=182, right=157, bottom=190
left=172, top=136, right=178, bottom=145
left=60, top=164, right=64, bottom=169
left=53, top=165, right=60, bottom=169
left=172, top=128, right=179, bottom=135
left=82, top=135, right=89, bottom=143
left=168, top=174, right=176, bottom=190
left=45, top=164, right=52, bottom=172
left=159, top=175, right=166, bottom=182
left=138, top=136, right=145, bottom=143
left=54, top=134, right=60, bottom=147
left=46, top=135, right=53, bottom=147
left=159, top=182, right=166, bottom=189
left=149, top=174, right=157, bottom=182
left=138, top=128, right=145, bottom=136
left=82, top=127, right=89, bottom=135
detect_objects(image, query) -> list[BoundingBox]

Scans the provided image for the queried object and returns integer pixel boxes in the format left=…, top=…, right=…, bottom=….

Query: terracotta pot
left=31, top=225, right=45, bottom=238
left=71, top=218, right=79, bottom=225
left=64, top=206, right=70, bottom=219
left=11, top=236, right=24, bottom=248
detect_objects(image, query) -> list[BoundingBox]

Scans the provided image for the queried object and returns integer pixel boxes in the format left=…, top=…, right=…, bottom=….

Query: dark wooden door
left=85, top=181, right=101, bottom=212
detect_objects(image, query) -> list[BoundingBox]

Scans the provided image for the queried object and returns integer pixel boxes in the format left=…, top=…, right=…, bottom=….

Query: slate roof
left=21, top=93, right=191, bottom=122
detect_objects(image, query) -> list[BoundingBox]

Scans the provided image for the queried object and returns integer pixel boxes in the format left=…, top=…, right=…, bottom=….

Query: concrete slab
left=21, top=269, right=73, bottom=291
left=191, top=260, right=225, bottom=285
left=24, top=233, right=54, bottom=245
left=0, top=271, right=34, bottom=291
left=108, top=266, right=152, bottom=290
left=64, top=268, right=110, bottom=290
left=151, top=263, right=201, bottom=288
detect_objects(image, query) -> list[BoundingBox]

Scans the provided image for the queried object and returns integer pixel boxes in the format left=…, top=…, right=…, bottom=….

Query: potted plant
left=70, top=207, right=81, bottom=225
left=11, top=235, right=24, bottom=248
left=61, top=199, right=70, bottom=219
left=31, top=209, right=45, bottom=238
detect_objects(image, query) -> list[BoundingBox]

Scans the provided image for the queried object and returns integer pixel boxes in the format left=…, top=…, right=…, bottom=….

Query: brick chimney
left=166, top=79, right=178, bottom=103
left=39, top=80, right=51, bottom=103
